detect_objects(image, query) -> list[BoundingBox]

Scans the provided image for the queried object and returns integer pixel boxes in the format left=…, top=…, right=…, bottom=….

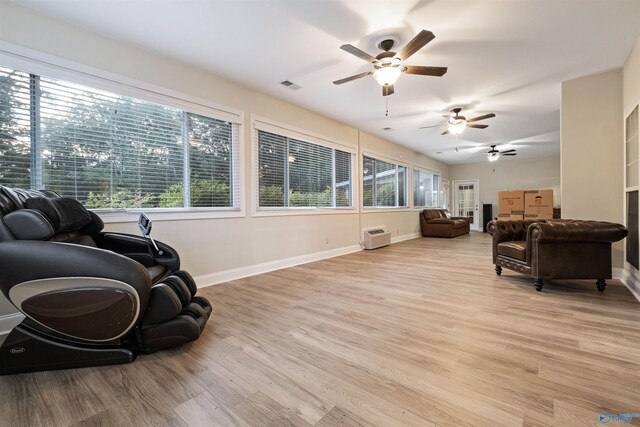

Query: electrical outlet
left=325, top=237, right=329, bottom=245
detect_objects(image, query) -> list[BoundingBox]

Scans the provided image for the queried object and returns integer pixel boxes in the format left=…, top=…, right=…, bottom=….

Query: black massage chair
left=0, top=186, right=212, bottom=375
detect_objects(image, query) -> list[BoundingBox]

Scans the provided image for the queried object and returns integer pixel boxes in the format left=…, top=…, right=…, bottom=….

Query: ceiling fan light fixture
left=448, top=121, right=466, bottom=135
left=373, top=66, right=402, bottom=86
left=487, top=153, right=500, bottom=162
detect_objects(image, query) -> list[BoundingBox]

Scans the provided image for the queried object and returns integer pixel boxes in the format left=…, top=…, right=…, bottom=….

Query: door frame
left=452, top=179, right=480, bottom=231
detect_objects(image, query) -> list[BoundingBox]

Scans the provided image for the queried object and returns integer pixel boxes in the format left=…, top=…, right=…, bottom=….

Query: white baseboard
left=613, top=268, right=623, bottom=280
left=195, top=233, right=422, bottom=288
left=0, top=313, right=24, bottom=336
left=620, top=266, right=640, bottom=303
left=195, top=244, right=362, bottom=288
left=391, top=232, right=421, bottom=244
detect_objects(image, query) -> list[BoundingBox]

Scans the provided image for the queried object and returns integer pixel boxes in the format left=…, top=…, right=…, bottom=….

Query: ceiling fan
left=333, top=30, right=448, bottom=97
left=421, top=107, right=496, bottom=135
left=486, top=145, right=516, bottom=161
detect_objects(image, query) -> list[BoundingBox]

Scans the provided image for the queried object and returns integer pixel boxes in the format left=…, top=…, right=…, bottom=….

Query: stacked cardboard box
left=498, top=191, right=524, bottom=220
left=524, top=189, right=554, bottom=220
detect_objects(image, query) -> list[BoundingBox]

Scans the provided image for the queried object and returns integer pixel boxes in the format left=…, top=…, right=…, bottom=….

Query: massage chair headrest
left=0, top=186, right=104, bottom=241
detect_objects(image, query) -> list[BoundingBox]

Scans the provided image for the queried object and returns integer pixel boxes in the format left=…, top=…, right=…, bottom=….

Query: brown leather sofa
left=420, top=209, right=470, bottom=238
left=487, top=219, right=627, bottom=292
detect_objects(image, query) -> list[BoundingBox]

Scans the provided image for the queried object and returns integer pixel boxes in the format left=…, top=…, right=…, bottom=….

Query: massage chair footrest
left=139, top=300, right=211, bottom=354
left=139, top=270, right=212, bottom=354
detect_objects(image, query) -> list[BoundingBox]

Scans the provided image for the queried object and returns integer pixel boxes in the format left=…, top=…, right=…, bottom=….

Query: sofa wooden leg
left=495, top=265, right=502, bottom=276
left=596, top=279, right=606, bottom=292
left=534, top=279, right=544, bottom=292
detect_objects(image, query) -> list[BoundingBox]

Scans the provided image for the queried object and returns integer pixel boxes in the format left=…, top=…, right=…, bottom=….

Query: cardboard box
left=498, top=191, right=524, bottom=214
left=524, top=212, right=554, bottom=220
left=498, top=213, right=524, bottom=221
left=524, top=190, right=553, bottom=216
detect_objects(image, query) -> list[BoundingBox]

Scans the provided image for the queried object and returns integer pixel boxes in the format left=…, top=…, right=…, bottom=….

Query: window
left=0, top=66, right=240, bottom=210
left=413, top=168, right=440, bottom=208
left=256, top=128, right=353, bottom=208
left=363, top=155, right=408, bottom=208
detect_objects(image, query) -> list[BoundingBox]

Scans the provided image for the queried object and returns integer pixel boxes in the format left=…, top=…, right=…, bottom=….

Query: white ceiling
left=10, top=0, right=640, bottom=164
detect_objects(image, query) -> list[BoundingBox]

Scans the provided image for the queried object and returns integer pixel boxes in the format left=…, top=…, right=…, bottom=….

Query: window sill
left=96, top=208, right=245, bottom=223
left=361, top=207, right=412, bottom=213
left=252, top=207, right=357, bottom=217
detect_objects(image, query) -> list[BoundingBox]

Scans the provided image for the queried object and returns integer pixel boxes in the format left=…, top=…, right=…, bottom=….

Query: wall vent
left=362, top=226, right=391, bottom=250
left=280, top=80, right=302, bottom=90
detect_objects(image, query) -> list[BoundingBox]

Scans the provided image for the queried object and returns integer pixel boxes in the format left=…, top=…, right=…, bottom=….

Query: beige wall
left=561, top=69, right=624, bottom=268
left=0, top=3, right=449, bottom=317
left=624, top=33, right=640, bottom=114
left=449, top=156, right=561, bottom=226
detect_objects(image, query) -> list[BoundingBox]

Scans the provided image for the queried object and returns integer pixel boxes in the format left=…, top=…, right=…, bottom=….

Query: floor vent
left=363, top=227, right=391, bottom=250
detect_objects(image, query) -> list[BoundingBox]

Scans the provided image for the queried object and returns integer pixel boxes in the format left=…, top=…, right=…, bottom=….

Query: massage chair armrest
left=0, top=241, right=151, bottom=307
left=93, top=232, right=180, bottom=272
left=528, top=220, right=628, bottom=244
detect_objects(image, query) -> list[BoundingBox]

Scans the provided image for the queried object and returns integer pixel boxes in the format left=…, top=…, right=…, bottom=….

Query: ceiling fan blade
left=333, top=71, right=372, bottom=85
left=467, top=113, right=496, bottom=123
left=394, top=30, right=435, bottom=61
left=340, top=44, right=378, bottom=63
left=419, top=124, right=444, bottom=129
left=503, top=153, right=517, bottom=156
left=467, top=124, right=488, bottom=129
left=441, top=129, right=450, bottom=136
left=501, top=149, right=516, bottom=153
left=403, top=65, right=447, bottom=76
left=382, top=84, right=394, bottom=96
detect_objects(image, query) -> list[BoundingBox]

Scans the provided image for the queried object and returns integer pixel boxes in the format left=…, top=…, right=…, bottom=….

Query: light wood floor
left=2, top=232, right=640, bottom=427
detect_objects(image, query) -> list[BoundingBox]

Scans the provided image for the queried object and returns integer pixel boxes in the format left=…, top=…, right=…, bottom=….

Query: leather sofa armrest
left=528, top=221, right=628, bottom=244
left=487, top=220, right=530, bottom=242
left=0, top=241, right=151, bottom=308
left=450, top=216, right=470, bottom=222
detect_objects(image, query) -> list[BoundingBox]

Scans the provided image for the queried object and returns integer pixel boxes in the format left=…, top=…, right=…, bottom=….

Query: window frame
left=1, top=42, right=245, bottom=223
left=361, top=151, right=411, bottom=211
left=251, top=116, right=358, bottom=217
left=412, top=166, right=442, bottom=210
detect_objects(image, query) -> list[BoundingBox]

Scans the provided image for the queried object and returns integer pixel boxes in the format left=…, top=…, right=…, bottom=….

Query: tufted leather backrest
left=422, top=209, right=446, bottom=220
left=529, top=220, right=628, bottom=243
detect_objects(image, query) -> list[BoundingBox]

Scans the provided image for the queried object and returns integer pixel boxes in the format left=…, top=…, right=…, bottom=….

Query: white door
left=453, top=180, right=480, bottom=231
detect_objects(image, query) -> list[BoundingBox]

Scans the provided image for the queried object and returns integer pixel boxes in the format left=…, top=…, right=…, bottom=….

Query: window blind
left=0, top=66, right=240, bottom=210
left=413, top=168, right=440, bottom=208
left=363, top=155, right=408, bottom=207
left=256, top=129, right=353, bottom=208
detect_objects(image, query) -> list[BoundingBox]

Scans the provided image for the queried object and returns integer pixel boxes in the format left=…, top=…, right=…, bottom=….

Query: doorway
left=453, top=179, right=480, bottom=231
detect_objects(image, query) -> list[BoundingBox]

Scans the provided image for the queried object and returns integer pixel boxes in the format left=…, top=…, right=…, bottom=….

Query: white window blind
left=0, top=66, right=240, bottom=210
left=363, top=155, right=408, bottom=207
left=413, top=168, right=440, bottom=208
left=256, top=128, right=353, bottom=208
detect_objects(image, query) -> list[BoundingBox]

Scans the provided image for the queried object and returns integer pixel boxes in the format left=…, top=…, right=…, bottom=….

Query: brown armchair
left=487, top=219, right=627, bottom=292
left=420, top=209, right=470, bottom=238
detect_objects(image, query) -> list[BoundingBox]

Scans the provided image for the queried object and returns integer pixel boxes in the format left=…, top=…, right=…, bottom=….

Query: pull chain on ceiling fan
left=333, top=29, right=448, bottom=97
